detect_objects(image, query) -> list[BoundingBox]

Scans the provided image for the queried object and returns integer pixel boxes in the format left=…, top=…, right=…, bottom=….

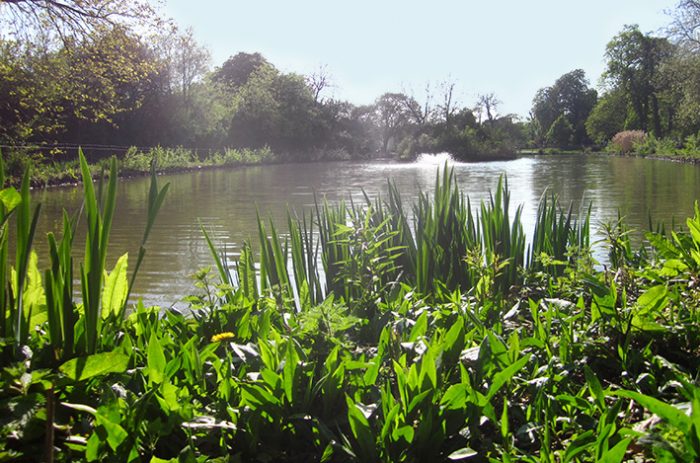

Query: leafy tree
left=0, top=25, right=157, bottom=147
left=212, top=52, right=270, bottom=90
left=531, top=69, right=597, bottom=147
left=227, top=66, right=318, bottom=156
left=585, top=88, right=629, bottom=144
left=373, top=92, right=413, bottom=153
left=604, top=25, right=674, bottom=137
left=546, top=114, right=574, bottom=148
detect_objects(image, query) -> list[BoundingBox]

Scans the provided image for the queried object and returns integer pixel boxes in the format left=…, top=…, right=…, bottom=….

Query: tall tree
left=212, top=52, right=270, bottom=90
left=373, top=92, right=412, bottom=153
left=604, top=25, right=674, bottom=137
left=531, top=69, right=597, bottom=147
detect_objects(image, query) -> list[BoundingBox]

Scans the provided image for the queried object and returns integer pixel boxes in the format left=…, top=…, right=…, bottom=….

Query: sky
left=162, top=0, right=677, bottom=118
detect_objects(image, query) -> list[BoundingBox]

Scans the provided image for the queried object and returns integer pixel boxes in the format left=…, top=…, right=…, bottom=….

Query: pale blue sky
left=163, top=0, right=676, bottom=118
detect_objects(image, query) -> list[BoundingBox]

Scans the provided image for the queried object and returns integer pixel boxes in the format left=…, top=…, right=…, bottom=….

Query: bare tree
left=0, top=0, right=159, bottom=40
left=437, top=80, right=458, bottom=126
left=475, top=92, right=501, bottom=123
left=306, top=65, right=333, bottom=103
left=172, top=28, right=210, bottom=105
left=668, top=0, right=700, bottom=50
left=402, top=82, right=433, bottom=126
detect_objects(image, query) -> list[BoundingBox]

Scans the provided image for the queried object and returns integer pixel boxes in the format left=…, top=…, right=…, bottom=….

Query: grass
left=0, top=160, right=699, bottom=462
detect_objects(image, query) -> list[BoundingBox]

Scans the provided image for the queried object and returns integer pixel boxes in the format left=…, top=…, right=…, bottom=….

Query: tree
left=169, top=28, right=210, bottom=105
left=437, top=80, right=458, bottom=126
left=531, top=69, right=597, bottom=147
left=0, top=25, right=157, bottom=146
left=373, top=92, right=413, bottom=153
left=604, top=25, right=674, bottom=137
left=227, top=66, right=318, bottom=155
left=668, top=0, right=700, bottom=51
left=212, top=52, right=270, bottom=90
left=546, top=114, right=574, bottom=148
left=0, top=0, right=158, bottom=41
left=585, top=88, right=629, bottom=144
left=306, top=65, right=332, bottom=103
left=475, top=92, right=501, bottom=124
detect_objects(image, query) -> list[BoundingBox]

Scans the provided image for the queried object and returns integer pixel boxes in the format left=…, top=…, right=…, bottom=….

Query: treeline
left=0, top=5, right=523, bottom=164
left=3, top=0, right=699, bottom=164
left=528, top=2, right=700, bottom=155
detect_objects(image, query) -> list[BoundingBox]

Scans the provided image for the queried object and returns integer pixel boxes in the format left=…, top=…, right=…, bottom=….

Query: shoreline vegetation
left=2, top=133, right=700, bottom=188
left=1, top=156, right=699, bottom=461
left=6, top=141, right=700, bottom=190
left=3, top=146, right=522, bottom=189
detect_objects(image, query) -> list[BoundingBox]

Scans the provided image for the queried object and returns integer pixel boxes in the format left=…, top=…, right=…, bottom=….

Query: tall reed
left=206, top=166, right=591, bottom=308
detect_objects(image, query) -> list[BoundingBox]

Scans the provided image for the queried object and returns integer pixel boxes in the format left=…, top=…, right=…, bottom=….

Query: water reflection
left=28, top=154, right=700, bottom=306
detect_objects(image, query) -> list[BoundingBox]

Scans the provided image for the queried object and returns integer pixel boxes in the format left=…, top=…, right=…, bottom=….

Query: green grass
left=0, top=160, right=699, bottom=462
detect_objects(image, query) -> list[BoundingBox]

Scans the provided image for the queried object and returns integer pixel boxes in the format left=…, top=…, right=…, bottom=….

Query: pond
left=29, top=153, right=700, bottom=306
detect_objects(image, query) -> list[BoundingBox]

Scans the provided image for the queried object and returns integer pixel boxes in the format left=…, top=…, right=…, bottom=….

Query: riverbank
left=3, top=146, right=279, bottom=188
left=519, top=147, right=700, bottom=164
left=6, top=145, right=518, bottom=189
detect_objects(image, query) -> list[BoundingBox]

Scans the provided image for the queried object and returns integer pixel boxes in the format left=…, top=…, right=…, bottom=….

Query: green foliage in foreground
left=1, top=160, right=699, bottom=462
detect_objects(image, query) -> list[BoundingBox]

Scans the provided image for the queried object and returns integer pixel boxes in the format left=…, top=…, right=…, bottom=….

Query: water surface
left=30, top=154, right=700, bottom=306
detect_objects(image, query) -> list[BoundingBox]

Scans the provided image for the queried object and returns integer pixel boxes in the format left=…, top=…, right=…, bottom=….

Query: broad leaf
left=102, top=253, right=128, bottom=318
left=147, top=332, right=166, bottom=384
left=60, top=351, right=129, bottom=382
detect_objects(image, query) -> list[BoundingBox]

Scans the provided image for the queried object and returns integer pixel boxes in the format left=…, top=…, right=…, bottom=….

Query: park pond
left=29, top=153, right=700, bottom=306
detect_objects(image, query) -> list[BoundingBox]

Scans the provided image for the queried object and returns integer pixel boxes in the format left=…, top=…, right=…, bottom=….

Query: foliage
left=609, top=130, right=647, bottom=154
left=546, top=114, right=575, bottom=148
left=2, top=159, right=700, bottom=462
left=585, top=88, right=629, bottom=145
left=603, top=25, right=675, bottom=138
left=531, top=69, right=597, bottom=148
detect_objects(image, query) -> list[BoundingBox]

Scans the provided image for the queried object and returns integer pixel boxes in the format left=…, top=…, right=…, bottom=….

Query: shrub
left=610, top=130, right=646, bottom=154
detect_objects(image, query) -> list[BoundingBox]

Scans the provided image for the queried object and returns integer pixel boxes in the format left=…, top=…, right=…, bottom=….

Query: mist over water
left=28, top=154, right=700, bottom=306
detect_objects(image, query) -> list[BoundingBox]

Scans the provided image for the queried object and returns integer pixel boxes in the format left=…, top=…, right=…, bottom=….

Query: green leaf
left=486, top=354, right=530, bottom=400
left=86, top=432, right=100, bottom=461
left=0, top=187, right=21, bottom=211
left=615, top=390, right=691, bottom=433
left=346, top=397, right=377, bottom=460
left=96, top=411, right=128, bottom=451
left=636, top=284, right=668, bottom=315
left=441, top=384, right=469, bottom=410
left=147, top=332, right=166, bottom=384
left=102, top=253, right=128, bottom=318
left=585, top=365, right=606, bottom=411
left=598, top=437, right=631, bottom=463
left=283, top=342, right=298, bottom=404
left=59, top=351, right=129, bottom=382
left=391, top=425, right=415, bottom=443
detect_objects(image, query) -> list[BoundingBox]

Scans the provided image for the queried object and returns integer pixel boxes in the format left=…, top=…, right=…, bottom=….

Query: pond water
left=29, top=153, right=700, bottom=307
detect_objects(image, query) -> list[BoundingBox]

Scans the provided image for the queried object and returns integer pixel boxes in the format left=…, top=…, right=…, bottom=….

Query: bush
left=610, top=130, right=646, bottom=154
left=634, top=135, right=678, bottom=156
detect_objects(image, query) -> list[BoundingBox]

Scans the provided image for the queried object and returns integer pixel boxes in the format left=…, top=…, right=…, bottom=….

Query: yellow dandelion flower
left=211, top=332, right=235, bottom=343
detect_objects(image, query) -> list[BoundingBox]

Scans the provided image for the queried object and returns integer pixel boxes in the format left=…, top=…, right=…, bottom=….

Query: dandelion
left=211, top=332, right=235, bottom=343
